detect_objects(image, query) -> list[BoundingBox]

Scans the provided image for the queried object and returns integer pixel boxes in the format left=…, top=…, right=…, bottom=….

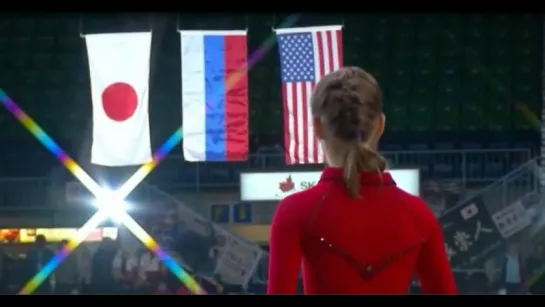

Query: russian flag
left=180, top=30, right=249, bottom=162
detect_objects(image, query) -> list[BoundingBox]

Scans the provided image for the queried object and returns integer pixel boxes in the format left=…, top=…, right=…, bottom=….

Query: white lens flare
left=93, top=189, right=130, bottom=222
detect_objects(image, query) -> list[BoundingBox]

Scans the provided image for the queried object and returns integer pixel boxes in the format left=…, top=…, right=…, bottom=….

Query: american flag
left=276, top=26, right=344, bottom=165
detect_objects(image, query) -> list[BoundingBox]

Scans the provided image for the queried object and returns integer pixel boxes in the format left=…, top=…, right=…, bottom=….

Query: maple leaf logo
left=279, top=175, right=295, bottom=192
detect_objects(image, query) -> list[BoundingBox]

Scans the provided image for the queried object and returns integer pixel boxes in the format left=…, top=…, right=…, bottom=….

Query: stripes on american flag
left=275, top=25, right=344, bottom=165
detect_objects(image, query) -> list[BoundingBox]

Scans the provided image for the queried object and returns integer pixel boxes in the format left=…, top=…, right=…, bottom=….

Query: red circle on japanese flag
left=101, top=82, right=138, bottom=122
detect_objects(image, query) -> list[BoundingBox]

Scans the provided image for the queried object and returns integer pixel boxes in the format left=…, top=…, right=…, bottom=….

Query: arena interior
left=0, top=13, right=543, bottom=294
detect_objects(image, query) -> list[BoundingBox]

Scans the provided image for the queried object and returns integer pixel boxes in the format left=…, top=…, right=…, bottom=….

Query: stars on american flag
left=275, top=26, right=343, bottom=165
left=278, top=33, right=315, bottom=82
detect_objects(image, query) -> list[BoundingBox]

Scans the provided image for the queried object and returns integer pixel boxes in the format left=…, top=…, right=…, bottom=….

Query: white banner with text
left=492, top=201, right=532, bottom=239
left=240, top=169, right=420, bottom=201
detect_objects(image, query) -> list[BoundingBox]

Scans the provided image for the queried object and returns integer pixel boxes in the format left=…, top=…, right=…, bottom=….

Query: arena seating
left=0, top=14, right=541, bottom=182
left=0, top=15, right=541, bottom=293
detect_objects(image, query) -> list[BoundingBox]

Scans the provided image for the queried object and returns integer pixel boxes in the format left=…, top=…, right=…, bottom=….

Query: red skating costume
left=267, top=167, right=456, bottom=294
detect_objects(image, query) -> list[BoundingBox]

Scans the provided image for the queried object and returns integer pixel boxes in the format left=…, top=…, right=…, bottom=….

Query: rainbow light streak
left=515, top=102, right=541, bottom=128
left=105, top=20, right=305, bottom=289
left=20, top=211, right=106, bottom=294
left=221, top=14, right=300, bottom=98
left=6, top=15, right=302, bottom=295
left=103, top=18, right=302, bottom=291
left=116, top=127, right=183, bottom=198
left=248, top=15, right=301, bottom=67
left=118, top=14, right=303, bottom=198
left=0, top=92, right=204, bottom=295
left=0, top=90, right=104, bottom=197
left=527, top=266, right=545, bottom=288
left=467, top=51, right=541, bottom=130
left=118, top=213, right=205, bottom=294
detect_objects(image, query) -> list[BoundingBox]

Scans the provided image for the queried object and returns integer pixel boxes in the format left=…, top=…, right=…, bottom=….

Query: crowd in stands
left=1, top=236, right=545, bottom=294
left=0, top=206, right=544, bottom=294
left=0, top=234, right=238, bottom=295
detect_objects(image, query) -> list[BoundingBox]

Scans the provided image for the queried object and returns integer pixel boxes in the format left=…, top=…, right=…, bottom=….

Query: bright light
left=0, top=91, right=205, bottom=295
left=92, top=189, right=130, bottom=222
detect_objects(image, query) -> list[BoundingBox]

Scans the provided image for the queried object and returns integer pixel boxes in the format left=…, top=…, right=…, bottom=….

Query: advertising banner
left=0, top=227, right=118, bottom=244
left=492, top=200, right=532, bottom=239
left=171, top=203, right=261, bottom=288
left=440, top=197, right=504, bottom=268
left=240, top=169, right=420, bottom=201
left=213, top=226, right=263, bottom=287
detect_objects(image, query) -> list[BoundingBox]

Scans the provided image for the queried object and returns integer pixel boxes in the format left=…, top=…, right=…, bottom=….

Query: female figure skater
left=267, top=67, right=456, bottom=295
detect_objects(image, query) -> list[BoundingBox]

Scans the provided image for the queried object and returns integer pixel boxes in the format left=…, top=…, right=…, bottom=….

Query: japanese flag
left=85, top=32, right=152, bottom=166
left=460, top=203, right=479, bottom=220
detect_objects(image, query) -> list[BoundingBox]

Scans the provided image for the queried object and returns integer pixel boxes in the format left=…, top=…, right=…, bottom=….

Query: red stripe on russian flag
left=223, top=34, right=248, bottom=161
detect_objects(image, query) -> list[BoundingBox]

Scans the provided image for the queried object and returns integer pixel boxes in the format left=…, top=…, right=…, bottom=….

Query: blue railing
left=150, top=148, right=532, bottom=190
left=0, top=148, right=533, bottom=208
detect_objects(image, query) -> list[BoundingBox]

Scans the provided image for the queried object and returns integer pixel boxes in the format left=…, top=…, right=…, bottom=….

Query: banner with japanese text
left=440, top=196, right=504, bottom=268
left=161, top=202, right=261, bottom=287
left=491, top=200, right=532, bottom=239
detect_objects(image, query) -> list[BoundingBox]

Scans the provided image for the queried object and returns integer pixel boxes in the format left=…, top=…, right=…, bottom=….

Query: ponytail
left=342, top=144, right=387, bottom=198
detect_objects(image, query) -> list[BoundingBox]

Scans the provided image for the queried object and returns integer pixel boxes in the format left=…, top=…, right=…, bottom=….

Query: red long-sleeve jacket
left=267, top=167, right=456, bottom=294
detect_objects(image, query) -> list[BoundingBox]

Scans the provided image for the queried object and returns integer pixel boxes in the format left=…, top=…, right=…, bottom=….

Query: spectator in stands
left=267, top=67, right=456, bottom=294
left=527, top=244, right=545, bottom=294
left=176, top=222, right=219, bottom=275
left=501, top=243, right=526, bottom=294
left=76, top=246, right=92, bottom=293
left=90, top=238, right=118, bottom=294
left=163, top=252, right=194, bottom=294
left=138, top=249, right=161, bottom=290
left=26, top=235, right=54, bottom=294
left=54, top=240, right=79, bottom=294
left=124, top=250, right=140, bottom=291
left=113, top=249, right=139, bottom=293
left=112, top=249, right=124, bottom=286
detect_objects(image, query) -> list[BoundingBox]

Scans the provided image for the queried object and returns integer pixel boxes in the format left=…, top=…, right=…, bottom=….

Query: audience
left=54, top=240, right=79, bottom=294
left=90, top=238, right=118, bottom=294
left=2, top=224, right=545, bottom=295
left=25, top=235, right=54, bottom=295
left=500, top=243, right=526, bottom=294
left=527, top=244, right=545, bottom=294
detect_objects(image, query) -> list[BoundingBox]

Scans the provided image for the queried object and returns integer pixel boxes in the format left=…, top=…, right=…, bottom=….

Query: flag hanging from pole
left=85, top=32, right=153, bottom=167
left=180, top=30, right=249, bottom=162
left=274, top=25, right=344, bottom=165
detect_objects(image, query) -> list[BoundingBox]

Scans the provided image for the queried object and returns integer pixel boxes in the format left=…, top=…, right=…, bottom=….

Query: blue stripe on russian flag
left=181, top=31, right=249, bottom=162
left=204, top=35, right=226, bottom=161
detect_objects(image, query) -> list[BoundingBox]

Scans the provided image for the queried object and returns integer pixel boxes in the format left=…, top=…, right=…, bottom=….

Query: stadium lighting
left=0, top=14, right=302, bottom=294
left=0, top=90, right=206, bottom=295
left=92, top=188, right=130, bottom=223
